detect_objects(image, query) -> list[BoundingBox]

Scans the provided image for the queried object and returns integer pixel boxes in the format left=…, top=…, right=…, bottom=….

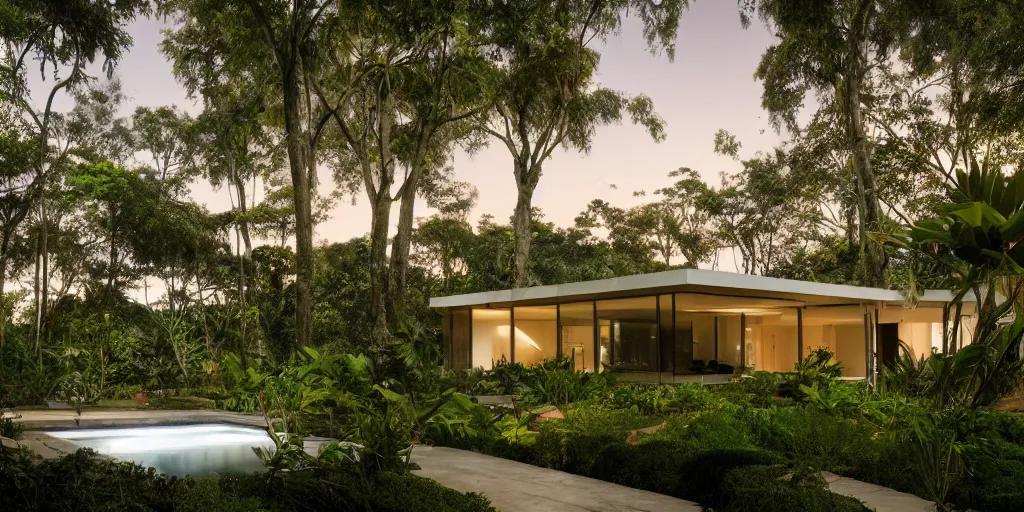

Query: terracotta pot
left=133, top=392, right=148, bottom=404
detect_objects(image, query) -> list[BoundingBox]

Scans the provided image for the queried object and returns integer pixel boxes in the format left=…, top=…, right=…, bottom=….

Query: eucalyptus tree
left=747, top=0, right=913, bottom=287
left=131, top=106, right=198, bottom=201
left=1, top=0, right=147, bottom=347
left=320, top=0, right=489, bottom=337
left=475, top=0, right=683, bottom=288
left=712, top=147, right=824, bottom=276
left=161, top=0, right=345, bottom=348
left=648, top=167, right=720, bottom=267
left=0, top=129, right=35, bottom=345
left=193, top=89, right=279, bottom=258
left=900, top=0, right=1024, bottom=136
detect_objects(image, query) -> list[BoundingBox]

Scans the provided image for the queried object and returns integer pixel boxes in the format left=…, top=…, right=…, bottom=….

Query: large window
left=675, top=312, right=720, bottom=374
left=471, top=309, right=511, bottom=369
left=597, top=297, right=659, bottom=372
left=512, top=306, right=557, bottom=366
left=748, top=310, right=799, bottom=373
left=559, top=302, right=596, bottom=372
left=803, top=306, right=866, bottom=377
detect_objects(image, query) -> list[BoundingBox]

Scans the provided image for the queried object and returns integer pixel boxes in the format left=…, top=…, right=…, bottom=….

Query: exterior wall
left=451, top=309, right=471, bottom=370
left=897, top=322, right=940, bottom=360
left=766, top=325, right=799, bottom=373
left=835, top=324, right=866, bottom=377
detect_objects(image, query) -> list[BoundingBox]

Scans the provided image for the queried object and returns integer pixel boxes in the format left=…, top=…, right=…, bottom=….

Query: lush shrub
left=747, top=406, right=886, bottom=471
left=719, top=465, right=867, bottom=512
left=0, top=449, right=179, bottom=511
left=0, top=414, right=23, bottom=440
left=662, top=383, right=722, bottom=413
left=589, top=443, right=781, bottom=504
left=949, top=438, right=1024, bottom=512
left=0, top=448, right=495, bottom=512
left=605, top=383, right=664, bottom=414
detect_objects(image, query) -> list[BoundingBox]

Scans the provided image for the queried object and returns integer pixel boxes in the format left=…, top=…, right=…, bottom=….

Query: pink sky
left=29, top=1, right=786, bottom=273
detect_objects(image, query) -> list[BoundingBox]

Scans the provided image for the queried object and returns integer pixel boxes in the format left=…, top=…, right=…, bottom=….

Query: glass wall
left=748, top=309, right=800, bottom=372
left=801, top=306, right=866, bottom=377
left=599, top=318, right=612, bottom=372
left=512, top=306, right=558, bottom=366
left=676, top=313, right=720, bottom=373
left=471, top=308, right=511, bottom=369
left=718, top=314, right=742, bottom=369
left=674, top=293, right=780, bottom=374
left=451, top=292, right=875, bottom=376
left=559, top=302, right=596, bottom=372
left=659, top=295, right=674, bottom=372
left=597, top=296, right=659, bottom=372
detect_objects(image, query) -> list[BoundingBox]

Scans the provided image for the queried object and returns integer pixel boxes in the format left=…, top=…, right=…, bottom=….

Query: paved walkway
left=411, top=446, right=700, bottom=512
left=3, top=408, right=267, bottom=430
left=823, top=472, right=936, bottom=512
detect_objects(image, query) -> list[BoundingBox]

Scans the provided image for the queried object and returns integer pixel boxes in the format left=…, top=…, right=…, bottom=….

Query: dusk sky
left=31, top=1, right=787, bottom=264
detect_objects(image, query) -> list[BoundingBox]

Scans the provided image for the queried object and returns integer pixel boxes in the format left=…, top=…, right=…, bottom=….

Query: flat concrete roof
left=429, top=269, right=967, bottom=308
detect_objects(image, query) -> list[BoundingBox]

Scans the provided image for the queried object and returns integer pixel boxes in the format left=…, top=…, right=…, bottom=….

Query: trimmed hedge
left=720, top=465, right=867, bottom=512
left=589, top=443, right=781, bottom=505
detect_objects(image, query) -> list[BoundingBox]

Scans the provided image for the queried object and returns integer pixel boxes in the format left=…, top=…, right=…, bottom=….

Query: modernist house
left=432, top=269, right=976, bottom=383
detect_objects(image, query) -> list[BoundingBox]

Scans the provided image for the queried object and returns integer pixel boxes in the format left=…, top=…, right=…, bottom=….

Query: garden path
left=822, top=472, right=936, bottom=512
left=410, top=445, right=701, bottom=512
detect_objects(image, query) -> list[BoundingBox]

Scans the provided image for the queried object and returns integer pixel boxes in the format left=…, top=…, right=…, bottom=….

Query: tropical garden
left=1, top=0, right=1024, bottom=511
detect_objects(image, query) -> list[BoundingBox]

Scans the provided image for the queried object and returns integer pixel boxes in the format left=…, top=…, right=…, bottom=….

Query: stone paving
left=823, top=472, right=936, bottom=512
left=411, top=445, right=701, bottom=512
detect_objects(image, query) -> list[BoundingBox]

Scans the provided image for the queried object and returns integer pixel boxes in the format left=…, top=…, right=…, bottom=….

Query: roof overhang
left=428, top=269, right=971, bottom=309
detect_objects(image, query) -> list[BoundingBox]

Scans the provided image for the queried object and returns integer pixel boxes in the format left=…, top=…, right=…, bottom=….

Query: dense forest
left=3, top=1, right=1024, bottom=512
left=2, top=0, right=1021, bottom=394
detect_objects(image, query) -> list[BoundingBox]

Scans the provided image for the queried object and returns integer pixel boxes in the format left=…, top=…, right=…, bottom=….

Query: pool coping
left=4, top=409, right=272, bottom=461
left=3, top=408, right=269, bottom=431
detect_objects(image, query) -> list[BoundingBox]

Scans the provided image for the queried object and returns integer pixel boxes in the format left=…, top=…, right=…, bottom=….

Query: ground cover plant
left=443, top=348, right=1024, bottom=512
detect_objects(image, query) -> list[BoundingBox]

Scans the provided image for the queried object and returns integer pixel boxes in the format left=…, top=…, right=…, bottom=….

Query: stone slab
left=411, top=445, right=700, bottom=512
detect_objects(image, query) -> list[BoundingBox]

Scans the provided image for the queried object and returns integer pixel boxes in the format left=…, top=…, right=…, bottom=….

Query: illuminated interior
left=450, top=291, right=960, bottom=379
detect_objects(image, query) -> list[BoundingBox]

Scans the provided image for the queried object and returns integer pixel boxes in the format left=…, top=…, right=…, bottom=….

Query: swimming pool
left=47, top=424, right=277, bottom=477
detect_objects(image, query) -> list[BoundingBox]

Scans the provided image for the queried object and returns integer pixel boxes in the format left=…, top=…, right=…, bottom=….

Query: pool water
left=48, top=424, right=277, bottom=477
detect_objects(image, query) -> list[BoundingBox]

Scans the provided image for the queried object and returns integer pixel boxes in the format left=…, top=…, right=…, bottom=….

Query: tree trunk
left=844, top=196, right=858, bottom=248
left=232, top=173, right=253, bottom=258
left=282, top=67, right=314, bottom=349
left=0, top=255, right=6, bottom=352
left=388, top=164, right=421, bottom=322
left=368, top=186, right=393, bottom=340
left=108, top=207, right=117, bottom=304
left=512, top=161, right=538, bottom=288
left=846, top=2, right=886, bottom=288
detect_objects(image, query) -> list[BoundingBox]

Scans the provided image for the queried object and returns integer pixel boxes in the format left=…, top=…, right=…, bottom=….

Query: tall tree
left=162, top=0, right=343, bottom=348
left=1, top=0, right=147, bottom=347
left=193, top=89, right=279, bottom=258
left=130, top=105, right=197, bottom=201
left=647, top=167, right=720, bottom=267
left=748, top=0, right=910, bottom=287
left=321, top=0, right=487, bottom=338
left=477, top=0, right=682, bottom=287
left=0, top=129, right=35, bottom=346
